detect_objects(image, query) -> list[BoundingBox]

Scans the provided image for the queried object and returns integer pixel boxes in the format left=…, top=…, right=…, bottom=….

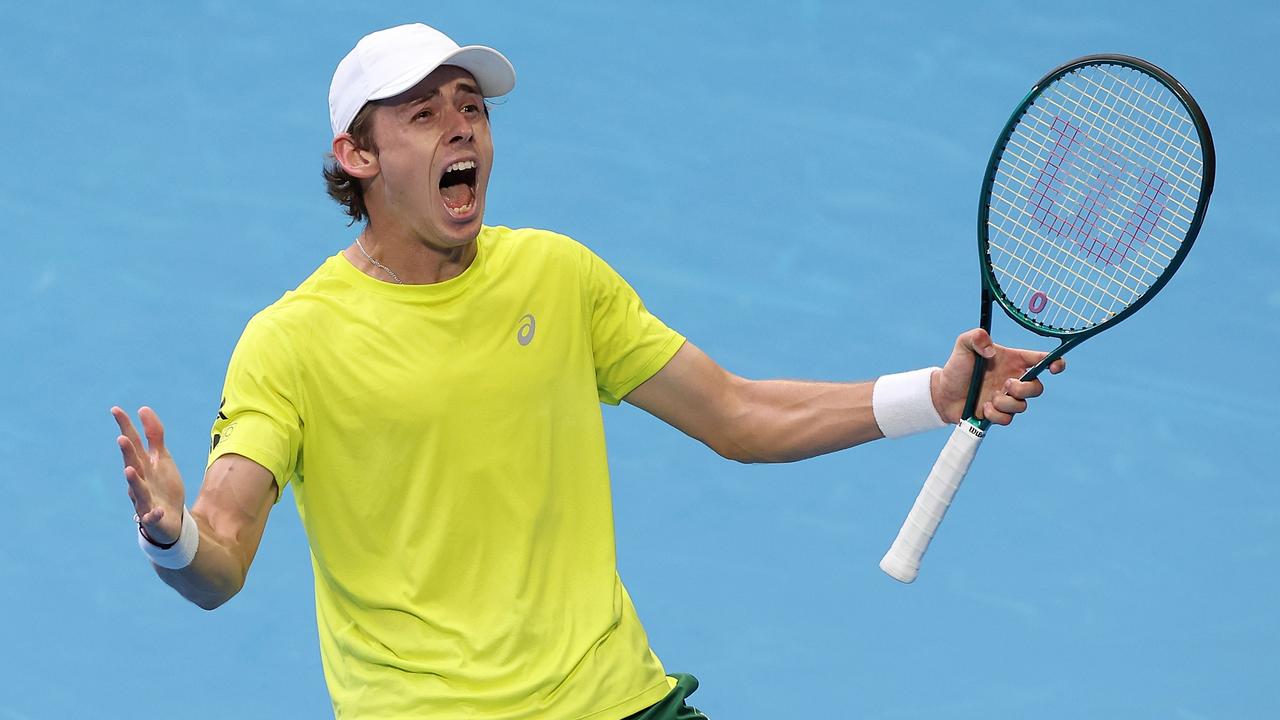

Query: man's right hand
left=112, top=406, right=186, bottom=545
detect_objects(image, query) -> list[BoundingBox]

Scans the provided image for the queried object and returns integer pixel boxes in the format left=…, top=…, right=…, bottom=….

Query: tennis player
left=112, top=23, right=1065, bottom=720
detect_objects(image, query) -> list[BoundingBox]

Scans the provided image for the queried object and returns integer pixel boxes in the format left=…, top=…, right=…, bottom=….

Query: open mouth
left=439, top=160, right=478, bottom=216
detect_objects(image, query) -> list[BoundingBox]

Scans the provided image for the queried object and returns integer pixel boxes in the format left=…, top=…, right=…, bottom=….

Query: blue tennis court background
left=3, top=1, right=1276, bottom=717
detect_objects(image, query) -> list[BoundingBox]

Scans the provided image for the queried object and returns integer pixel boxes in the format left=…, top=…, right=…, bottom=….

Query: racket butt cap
left=879, top=555, right=919, bottom=584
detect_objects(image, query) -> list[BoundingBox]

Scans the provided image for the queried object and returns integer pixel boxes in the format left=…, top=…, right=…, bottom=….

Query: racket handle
left=880, top=422, right=986, bottom=583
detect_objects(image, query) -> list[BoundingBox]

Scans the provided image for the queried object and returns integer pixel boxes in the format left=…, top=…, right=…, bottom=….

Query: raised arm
left=624, top=329, right=1064, bottom=464
left=112, top=406, right=277, bottom=610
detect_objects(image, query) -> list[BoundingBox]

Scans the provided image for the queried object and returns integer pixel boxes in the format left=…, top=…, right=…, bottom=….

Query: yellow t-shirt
left=208, top=226, right=686, bottom=719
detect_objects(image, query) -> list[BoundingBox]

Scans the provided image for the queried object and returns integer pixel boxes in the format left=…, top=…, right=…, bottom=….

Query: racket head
left=977, top=55, right=1215, bottom=341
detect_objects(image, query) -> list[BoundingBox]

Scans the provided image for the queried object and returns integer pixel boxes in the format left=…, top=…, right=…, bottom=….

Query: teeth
left=446, top=160, right=476, bottom=173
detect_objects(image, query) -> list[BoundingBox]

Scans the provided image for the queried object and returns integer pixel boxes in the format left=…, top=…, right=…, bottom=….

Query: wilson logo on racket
left=516, top=313, right=536, bottom=346
left=1030, top=115, right=1170, bottom=268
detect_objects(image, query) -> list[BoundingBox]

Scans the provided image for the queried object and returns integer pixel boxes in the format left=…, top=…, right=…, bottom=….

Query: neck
left=345, top=225, right=479, bottom=285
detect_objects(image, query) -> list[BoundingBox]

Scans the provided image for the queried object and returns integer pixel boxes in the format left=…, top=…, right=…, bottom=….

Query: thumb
left=958, top=328, right=996, bottom=359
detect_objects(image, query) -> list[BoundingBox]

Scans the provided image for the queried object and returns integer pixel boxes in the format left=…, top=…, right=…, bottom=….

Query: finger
left=137, top=506, right=166, bottom=526
left=960, top=328, right=996, bottom=359
left=138, top=406, right=167, bottom=457
left=1009, top=347, right=1052, bottom=370
left=1005, top=378, right=1045, bottom=400
left=119, top=435, right=157, bottom=514
left=983, top=401, right=1014, bottom=426
left=111, top=407, right=148, bottom=457
left=1006, top=348, right=1071, bottom=376
left=991, top=392, right=1028, bottom=415
left=123, top=461, right=155, bottom=512
left=117, top=434, right=147, bottom=477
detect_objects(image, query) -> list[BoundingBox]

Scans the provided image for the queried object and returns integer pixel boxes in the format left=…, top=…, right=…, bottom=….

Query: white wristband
left=873, top=367, right=946, bottom=439
left=138, top=506, right=200, bottom=570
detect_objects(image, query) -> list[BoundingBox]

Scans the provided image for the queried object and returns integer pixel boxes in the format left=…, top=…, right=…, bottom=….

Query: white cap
left=328, top=23, right=516, bottom=137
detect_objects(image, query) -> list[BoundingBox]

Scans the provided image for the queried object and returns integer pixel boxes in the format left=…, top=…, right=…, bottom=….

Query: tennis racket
left=879, top=54, right=1215, bottom=583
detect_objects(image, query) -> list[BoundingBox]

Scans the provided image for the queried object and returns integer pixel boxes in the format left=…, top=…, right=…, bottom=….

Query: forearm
left=626, top=343, right=933, bottom=464
left=719, top=376, right=883, bottom=463
left=145, top=455, right=276, bottom=610
left=151, top=510, right=254, bottom=610
left=628, top=336, right=1052, bottom=466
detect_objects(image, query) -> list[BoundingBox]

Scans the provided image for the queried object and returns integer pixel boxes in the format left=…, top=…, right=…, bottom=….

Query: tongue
left=441, top=183, right=474, bottom=210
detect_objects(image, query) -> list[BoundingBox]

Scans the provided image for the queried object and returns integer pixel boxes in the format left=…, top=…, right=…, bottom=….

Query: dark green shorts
left=622, top=674, right=709, bottom=720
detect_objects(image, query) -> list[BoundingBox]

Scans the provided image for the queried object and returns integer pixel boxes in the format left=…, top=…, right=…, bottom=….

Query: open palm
left=112, top=406, right=187, bottom=544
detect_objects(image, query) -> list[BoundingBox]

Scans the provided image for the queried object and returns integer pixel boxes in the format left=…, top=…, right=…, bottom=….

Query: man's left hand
left=930, top=328, right=1067, bottom=426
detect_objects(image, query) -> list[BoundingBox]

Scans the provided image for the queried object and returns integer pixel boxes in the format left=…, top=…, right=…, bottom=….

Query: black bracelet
left=138, top=523, right=180, bottom=550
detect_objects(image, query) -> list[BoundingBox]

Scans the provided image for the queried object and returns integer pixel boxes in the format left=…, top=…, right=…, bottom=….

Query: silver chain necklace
left=355, top=235, right=403, bottom=284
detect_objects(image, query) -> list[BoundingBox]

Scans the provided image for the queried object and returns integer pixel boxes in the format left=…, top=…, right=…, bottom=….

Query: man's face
left=366, top=65, right=493, bottom=249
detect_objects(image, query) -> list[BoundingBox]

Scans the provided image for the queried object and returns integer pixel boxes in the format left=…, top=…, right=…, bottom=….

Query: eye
left=461, top=103, right=480, bottom=114
left=414, top=109, right=433, bottom=121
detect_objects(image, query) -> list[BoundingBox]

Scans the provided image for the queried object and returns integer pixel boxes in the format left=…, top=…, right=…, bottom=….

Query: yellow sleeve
left=207, top=312, right=304, bottom=496
left=582, top=248, right=686, bottom=405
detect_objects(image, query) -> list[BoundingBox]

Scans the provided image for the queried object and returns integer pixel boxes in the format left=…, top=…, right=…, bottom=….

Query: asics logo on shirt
left=516, top=313, right=536, bottom=346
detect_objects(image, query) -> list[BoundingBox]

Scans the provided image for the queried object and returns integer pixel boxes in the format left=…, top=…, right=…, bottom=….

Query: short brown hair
left=322, top=103, right=379, bottom=224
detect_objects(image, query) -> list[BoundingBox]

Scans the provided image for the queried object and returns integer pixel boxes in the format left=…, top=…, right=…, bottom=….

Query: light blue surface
left=2, top=1, right=1276, bottom=717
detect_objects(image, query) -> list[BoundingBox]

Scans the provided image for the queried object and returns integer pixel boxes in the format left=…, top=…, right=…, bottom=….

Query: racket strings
left=992, top=150, right=1162, bottom=290
left=1045, top=78, right=1202, bottom=217
left=1013, top=91, right=1193, bottom=258
left=985, top=239, right=1098, bottom=325
left=1095, top=79, right=1201, bottom=151
left=990, top=140, right=1166, bottom=327
left=1075, top=70, right=1204, bottom=173
left=1014, top=83, right=1187, bottom=297
left=993, top=144, right=1170, bottom=296
left=986, top=62, right=1206, bottom=332
left=999, top=134, right=1177, bottom=292
left=987, top=205, right=1132, bottom=315
left=1033, top=70, right=1197, bottom=323
left=999, top=114, right=1185, bottom=295
left=1008, top=115, right=1195, bottom=236
left=1047, top=68, right=1202, bottom=234
left=1058, top=79, right=1203, bottom=189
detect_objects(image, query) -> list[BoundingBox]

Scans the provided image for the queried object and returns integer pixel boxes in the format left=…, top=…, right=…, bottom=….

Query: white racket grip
left=880, top=422, right=986, bottom=583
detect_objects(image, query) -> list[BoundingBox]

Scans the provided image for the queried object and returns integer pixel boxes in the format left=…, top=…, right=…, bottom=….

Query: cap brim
left=368, top=44, right=516, bottom=101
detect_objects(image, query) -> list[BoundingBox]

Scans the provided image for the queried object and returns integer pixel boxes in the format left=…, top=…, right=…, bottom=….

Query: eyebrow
left=402, top=83, right=484, bottom=111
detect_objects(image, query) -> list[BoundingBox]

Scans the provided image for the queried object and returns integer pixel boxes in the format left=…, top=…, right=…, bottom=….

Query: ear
left=332, top=133, right=379, bottom=180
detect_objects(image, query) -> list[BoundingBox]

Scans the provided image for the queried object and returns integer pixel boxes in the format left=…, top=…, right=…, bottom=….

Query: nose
left=445, top=107, right=473, bottom=145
